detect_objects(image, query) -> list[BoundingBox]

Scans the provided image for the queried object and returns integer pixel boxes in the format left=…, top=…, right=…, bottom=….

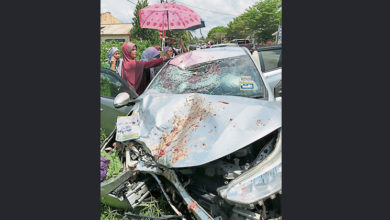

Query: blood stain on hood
left=152, top=94, right=213, bottom=164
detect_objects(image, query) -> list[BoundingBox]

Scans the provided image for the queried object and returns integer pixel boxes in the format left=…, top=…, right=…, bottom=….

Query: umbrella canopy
left=139, top=3, right=201, bottom=31
left=180, top=18, right=205, bottom=31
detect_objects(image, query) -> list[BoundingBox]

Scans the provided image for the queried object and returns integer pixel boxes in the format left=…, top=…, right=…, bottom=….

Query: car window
left=148, top=55, right=266, bottom=98
left=259, top=49, right=282, bottom=72
left=237, top=40, right=249, bottom=44
left=100, top=71, right=131, bottom=98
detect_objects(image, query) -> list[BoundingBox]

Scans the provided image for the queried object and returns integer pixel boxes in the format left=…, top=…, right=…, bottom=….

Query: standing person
left=179, top=39, right=188, bottom=53
left=106, top=47, right=122, bottom=76
left=165, top=44, right=178, bottom=57
left=141, top=47, right=161, bottom=83
left=151, top=46, right=174, bottom=75
left=121, top=42, right=171, bottom=95
left=163, top=46, right=174, bottom=60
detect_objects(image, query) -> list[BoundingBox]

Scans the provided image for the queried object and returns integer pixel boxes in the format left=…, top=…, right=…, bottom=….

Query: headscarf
left=141, top=47, right=160, bottom=62
left=107, top=47, right=122, bottom=76
left=107, top=47, right=119, bottom=65
left=121, top=42, right=146, bottom=93
left=141, top=47, right=161, bottom=80
left=163, top=46, right=173, bottom=56
left=155, top=46, right=161, bottom=51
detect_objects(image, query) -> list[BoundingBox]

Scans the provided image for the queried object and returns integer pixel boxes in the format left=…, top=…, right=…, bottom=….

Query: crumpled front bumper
left=101, top=130, right=282, bottom=220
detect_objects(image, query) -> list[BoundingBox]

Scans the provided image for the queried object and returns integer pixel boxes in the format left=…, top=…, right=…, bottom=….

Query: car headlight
left=218, top=130, right=281, bottom=205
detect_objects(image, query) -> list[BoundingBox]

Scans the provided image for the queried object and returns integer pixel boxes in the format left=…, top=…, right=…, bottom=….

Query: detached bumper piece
left=136, top=162, right=215, bottom=220
left=101, top=170, right=154, bottom=210
left=125, top=178, right=153, bottom=208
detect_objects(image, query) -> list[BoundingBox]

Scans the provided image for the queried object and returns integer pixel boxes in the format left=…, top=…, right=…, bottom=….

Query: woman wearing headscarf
left=163, top=46, right=174, bottom=58
left=121, top=42, right=171, bottom=95
left=106, top=47, right=122, bottom=76
left=164, top=45, right=178, bottom=58
left=141, top=47, right=161, bottom=83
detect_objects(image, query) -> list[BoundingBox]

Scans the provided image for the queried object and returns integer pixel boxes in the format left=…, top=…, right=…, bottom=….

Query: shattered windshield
left=147, top=55, right=265, bottom=98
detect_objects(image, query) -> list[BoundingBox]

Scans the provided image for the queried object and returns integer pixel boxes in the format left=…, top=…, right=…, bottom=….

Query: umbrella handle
left=167, top=10, right=169, bottom=30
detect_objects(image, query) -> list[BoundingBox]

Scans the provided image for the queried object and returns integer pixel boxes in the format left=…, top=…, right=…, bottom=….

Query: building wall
left=100, top=35, right=130, bottom=43
left=101, top=12, right=122, bottom=24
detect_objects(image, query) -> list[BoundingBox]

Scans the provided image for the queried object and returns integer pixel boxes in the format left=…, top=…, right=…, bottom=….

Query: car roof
left=169, top=47, right=247, bottom=67
left=210, top=43, right=238, bottom=47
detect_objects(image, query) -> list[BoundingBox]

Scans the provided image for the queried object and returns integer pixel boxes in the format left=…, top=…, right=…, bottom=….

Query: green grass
left=100, top=128, right=173, bottom=220
left=101, top=203, right=125, bottom=220
left=132, top=196, right=173, bottom=219
left=100, top=128, right=108, bottom=144
left=101, top=150, right=123, bottom=180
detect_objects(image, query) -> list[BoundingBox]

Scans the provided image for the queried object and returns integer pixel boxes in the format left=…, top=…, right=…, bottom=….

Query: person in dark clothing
left=141, top=47, right=161, bottom=83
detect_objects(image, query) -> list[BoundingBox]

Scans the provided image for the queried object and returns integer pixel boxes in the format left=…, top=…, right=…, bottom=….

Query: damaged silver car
left=101, top=47, right=282, bottom=220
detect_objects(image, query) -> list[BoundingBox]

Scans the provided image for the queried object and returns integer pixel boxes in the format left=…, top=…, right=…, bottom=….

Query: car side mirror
left=114, top=92, right=137, bottom=108
left=274, top=81, right=282, bottom=98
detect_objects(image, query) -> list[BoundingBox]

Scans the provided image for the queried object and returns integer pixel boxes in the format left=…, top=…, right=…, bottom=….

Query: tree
left=164, top=29, right=193, bottom=50
left=243, top=0, right=281, bottom=43
left=207, top=26, right=227, bottom=39
left=129, top=0, right=160, bottom=44
left=225, top=0, right=281, bottom=43
left=226, top=17, right=250, bottom=40
left=206, top=26, right=227, bottom=43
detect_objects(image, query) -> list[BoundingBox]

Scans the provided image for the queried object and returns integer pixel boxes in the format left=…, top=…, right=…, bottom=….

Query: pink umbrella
left=139, top=3, right=201, bottom=31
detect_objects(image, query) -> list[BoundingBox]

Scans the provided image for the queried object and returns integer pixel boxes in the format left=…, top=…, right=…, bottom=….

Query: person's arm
left=110, top=61, right=116, bottom=70
left=142, top=57, right=164, bottom=69
left=142, top=55, right=170, bottom=69
left=179, top=39, right=188, bottom=53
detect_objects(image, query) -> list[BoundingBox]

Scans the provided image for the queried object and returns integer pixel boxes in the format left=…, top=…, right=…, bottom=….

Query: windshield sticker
left=240, top=81, right=255, bottom=90
left=239, top=76, right=255, bottom=90
left=116, top=113, right=140, bottom=142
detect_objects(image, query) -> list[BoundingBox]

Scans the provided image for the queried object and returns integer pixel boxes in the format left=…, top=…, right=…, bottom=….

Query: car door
left=258, top=47, right=282, bottom=90
left=253, top=47, right=282, bottom=93
left=100, top=68, right=138, bottom=135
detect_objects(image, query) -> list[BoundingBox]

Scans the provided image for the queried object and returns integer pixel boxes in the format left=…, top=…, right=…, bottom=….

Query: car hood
left=132, top=90, right=281, bottom=168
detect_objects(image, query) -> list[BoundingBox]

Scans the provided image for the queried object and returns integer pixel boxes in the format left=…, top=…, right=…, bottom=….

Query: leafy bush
left=101, top=150, right=123, bottom=181
left=100, top=128, right=108, bottom=144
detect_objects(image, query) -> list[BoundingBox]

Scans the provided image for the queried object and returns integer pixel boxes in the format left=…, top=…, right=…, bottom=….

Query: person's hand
left=110, top=56, right=117, bottom=63
left=163, top=53, right=171, bottom=60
